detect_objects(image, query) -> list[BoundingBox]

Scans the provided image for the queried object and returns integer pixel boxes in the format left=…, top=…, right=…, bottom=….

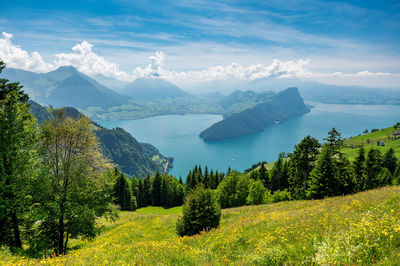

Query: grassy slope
left=342, top=126, right=400, bottom=160
left=2, top=186, right=400, bottom=265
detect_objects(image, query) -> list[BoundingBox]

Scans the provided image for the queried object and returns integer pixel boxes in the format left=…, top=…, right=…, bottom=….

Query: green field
left=2, top=186, right=400, bottom=265
left=342, top=126, right=400, bottom=160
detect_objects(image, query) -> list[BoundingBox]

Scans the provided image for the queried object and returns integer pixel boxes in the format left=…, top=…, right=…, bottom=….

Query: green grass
left=343, top=126, right=400, bottom=160
left=2, top=186, right=400, bottom=265
left=136, top=206, right=182, bottom=215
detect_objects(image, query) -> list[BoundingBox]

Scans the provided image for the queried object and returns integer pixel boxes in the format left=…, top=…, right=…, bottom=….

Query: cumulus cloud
left=132, top=51, right=165, bottom=78
left=0, top=32, right=53, bottom=72
left=54, top=41, right=132, bottom=81
left=1, top=32, right=399, bottom=85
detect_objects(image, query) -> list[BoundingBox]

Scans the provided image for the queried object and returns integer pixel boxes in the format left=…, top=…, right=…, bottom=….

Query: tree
left=306, top=146, right=338, bottom=199
left=246, top=180, right=265, bottom=205
left=382, top=148, right=397, bottom=175
left=137, top=178, right=145, bottom=208
left=353, top=146, right=367, bottom=191
left=365, top=148, right=383, bottom=189
left=113, top=169, right=133, bottom=211
left=324, top=127, right=343, bottom=155
left=143, top=175, right=152, bottom=206
left=39, top=109, right=114, bottom=255
left=288, top=135, right=321, bottom=199
left=160, top=175, right=168, bottom=207
left=217, top=172, right=250, bottom=208
left=152, top=172, right=162, bottom=206
left=0, top=60, right=38, bottom=249
left=258, top=162, right=269, bottom=187
left=176, top=185, right=221, bottom=236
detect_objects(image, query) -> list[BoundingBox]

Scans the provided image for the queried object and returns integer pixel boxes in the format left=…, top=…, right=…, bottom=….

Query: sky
left=0, top=0, right=400, bottom=88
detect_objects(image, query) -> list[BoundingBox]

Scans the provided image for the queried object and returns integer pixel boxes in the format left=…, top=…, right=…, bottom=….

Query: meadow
left=342, top=125, right=400, bottom=160
left=1, top=186, right=400, bottom=265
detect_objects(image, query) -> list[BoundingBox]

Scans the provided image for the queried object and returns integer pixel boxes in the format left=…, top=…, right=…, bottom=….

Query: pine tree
left=152, top=172, right=162, bottom=206
left=258, top=163, right=269, bottom=188
left=114, top=169, right=133, bottom=211
left=383, top=148, right=397, bottom=175
left=288, top=135, right=320, bottom=199
left=161, top=176, right=168, bottom=207
left=365, top=148, right=383, bottom=189
left=137, top=178, right=145, bottom=208
left=270, top=154, right=284, bottom=192
left=353, top=146, right=367, bottom=191
left=306, top=146, right=338, bottom=199
left=203, top=166, right=209, bottom=188
left=144, top=175, right=152, bottom=206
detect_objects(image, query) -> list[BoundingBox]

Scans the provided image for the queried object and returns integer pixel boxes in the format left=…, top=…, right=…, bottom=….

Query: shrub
left=247, top=180, right=265, bottom=205
left=272, top=189, right=292, bottom=203
left=176, top=185, right=221, bottom=236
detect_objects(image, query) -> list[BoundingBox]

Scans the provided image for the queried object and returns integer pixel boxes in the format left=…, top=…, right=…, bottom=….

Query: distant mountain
left=92, top=74, right=130, bottom=90
left=120, top=77, right=191, bottom=100
left=218, top=90, right=275, bottom=116
left=200, top=87, right=310, bottom=141
left=185, top=79, right=247, bottom=95
left=28, top=101, right=172, bottom=177
left=245, top=77, right=400, bottom=105
left=2, top=66, right=131, bottom=109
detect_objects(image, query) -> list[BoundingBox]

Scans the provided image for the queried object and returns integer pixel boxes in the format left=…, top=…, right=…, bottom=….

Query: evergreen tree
left=209, top=170, right=216, bottom=189
left=306, top=146, right=338, bottom=199
left=203, top=166, right=209, bottom=188
left=365, top=148, right=383, bottom=189
left=137, top=179, right=145, bottom=208
left=176, top=185, right=221, bottom=236
left=0, top=60, right=38, bottom=249
left=246, top=180, right=265, bottom=205
left=143, top=175, right=152, bottom=206
left=382, top=148, right=397, bottom=175
left=113, top=169, right=133, bottom=211
left=324, top=127, right=343, bottom=154
left=152, top=172, right=162, bottom=206
left=353, top=146, right=367, bottom=191
left=280, top=160, right=290, bottom=190
left=270, top=153, right=284, bottom=192
left=336, top=155, right=356, bottom=195
left=258, top=163, right=269, bottom=187
left=160, top=176, right=168, bottom=207
left=288, top=135, right=321, bottom=199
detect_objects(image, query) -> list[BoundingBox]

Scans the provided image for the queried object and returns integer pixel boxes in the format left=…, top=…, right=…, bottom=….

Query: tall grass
left=1, top=186, right=400, bottom=265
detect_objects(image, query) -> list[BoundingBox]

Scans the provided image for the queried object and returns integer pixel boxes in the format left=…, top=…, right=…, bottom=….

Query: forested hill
left=200, top=87, right=310, bottom=141
left=29, top=101, right=172, bottom=177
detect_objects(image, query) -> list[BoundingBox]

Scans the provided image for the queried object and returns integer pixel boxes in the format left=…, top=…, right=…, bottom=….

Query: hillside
left=342, top=125, right=400, bottom=160
left=2, top=186, right=400, bottom=264
left=28, top=101, right=171, bottom=177
left=120, top=77, right=191, bottom=100
left=200, top=87, right=310, bottom=141
left=218, top=90, right=274, bottom=116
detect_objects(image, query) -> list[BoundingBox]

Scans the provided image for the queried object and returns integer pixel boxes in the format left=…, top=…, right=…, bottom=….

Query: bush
left=247, top=180, right=265, bottom=205
left=272, top=189, right=292, bottom=203
left=263, top=190, right=274, bottom=204
left=176, top=185, right=221, bottom=236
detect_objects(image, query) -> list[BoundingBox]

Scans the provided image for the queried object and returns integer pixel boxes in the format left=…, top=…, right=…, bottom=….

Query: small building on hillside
left=394, top=130, right=400, bottom=136
left=377, top=141, right=385, bottom=146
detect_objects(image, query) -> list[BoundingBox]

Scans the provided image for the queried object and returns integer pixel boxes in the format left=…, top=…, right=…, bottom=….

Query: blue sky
left=0, top=0, right=399, bottom=87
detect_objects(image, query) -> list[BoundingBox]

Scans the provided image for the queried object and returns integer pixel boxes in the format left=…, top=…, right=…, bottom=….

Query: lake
left=100, top=103, right=400, bottom=177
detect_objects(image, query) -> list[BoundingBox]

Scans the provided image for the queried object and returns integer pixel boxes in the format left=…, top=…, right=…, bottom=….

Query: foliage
left=217, top=171, right=251, bottom=208
left=0, top=60, right=38, bottom=249
left=246, top=180, right=265, bottom=205
left=112, top=169, right=134, bottom=211
left=38, top=109, right=115, bottom=255
left=176, top=185, right=221, bottom=236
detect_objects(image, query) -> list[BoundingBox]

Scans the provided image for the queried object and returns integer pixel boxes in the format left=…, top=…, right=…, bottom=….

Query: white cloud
left=0, top=32, right=53, bottom=72
left=54, top=41, right=132, bottom=81
left=132, top=51, right=165, bottom=78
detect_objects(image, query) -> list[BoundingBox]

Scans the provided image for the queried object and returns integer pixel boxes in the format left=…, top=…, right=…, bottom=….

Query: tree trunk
left=63, top=232, right=69, bottom=255
left=11, top=211, right=22, bottom=249
left=58, top=208, right=64, bottom=256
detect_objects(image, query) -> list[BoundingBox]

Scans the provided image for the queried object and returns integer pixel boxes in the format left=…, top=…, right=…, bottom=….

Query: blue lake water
left=100, top=103, right=400, bottom=178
